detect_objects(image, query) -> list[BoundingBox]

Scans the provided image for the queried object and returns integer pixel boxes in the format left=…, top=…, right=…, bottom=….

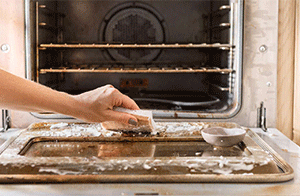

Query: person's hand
left=72, top=85, right=140, bottom=124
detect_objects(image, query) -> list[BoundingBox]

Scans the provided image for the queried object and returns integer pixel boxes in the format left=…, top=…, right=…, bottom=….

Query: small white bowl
left=201, top=127, right=246, bottom=147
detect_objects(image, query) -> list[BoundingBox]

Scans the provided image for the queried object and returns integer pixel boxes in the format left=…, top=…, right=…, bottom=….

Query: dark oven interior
left=27, top=0, right=243, bottom=117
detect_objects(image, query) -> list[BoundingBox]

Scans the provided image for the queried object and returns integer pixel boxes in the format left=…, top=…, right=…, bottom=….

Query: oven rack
left=38, top=43, right=233, bottom=50
left=39, top=66, right=234, bottom=74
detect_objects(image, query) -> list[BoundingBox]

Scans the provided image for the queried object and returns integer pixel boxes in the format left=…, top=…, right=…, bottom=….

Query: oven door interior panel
left=27, top=0, right=243, bottom=119
left=0, top=122, right=294, bottom=183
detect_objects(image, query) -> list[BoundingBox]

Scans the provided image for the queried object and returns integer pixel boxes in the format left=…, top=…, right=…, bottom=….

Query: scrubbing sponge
left=101, top=107, right=156, bottom=133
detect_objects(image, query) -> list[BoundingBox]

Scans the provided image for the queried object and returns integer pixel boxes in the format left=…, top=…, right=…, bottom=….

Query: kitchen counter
left=0, top=127, right=299, bottom=195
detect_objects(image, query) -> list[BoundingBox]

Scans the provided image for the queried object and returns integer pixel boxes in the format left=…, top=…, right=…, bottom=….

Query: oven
left=25, top=0, right=246, bottom=122
left=0, top=0, right=278, bottom=129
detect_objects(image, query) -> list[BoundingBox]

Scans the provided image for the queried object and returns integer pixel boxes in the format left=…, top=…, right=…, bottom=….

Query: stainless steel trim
left=30, top=112, right=74, bottom=120
left=225, top=0, right=243, bottom=119
left=0, top=129, right=24, bottom=155
left=133, top=97, right=220, bottom=107
left=247, top=129, right=292, bottom=174
left=25, top=0, right=31, bottom=80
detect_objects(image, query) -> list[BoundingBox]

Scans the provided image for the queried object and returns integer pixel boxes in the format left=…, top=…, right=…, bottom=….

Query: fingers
left=76, top=84, right=140, bottom=124
left=101, top=84, right=139, bottom=124
left=105, top=110, right=138, bottom=125
left=120, top=94, right=140, bottom=110
left=105, top=84, right=140, bottom=110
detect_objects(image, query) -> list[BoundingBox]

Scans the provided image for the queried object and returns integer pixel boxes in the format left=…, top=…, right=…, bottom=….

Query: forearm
left=0, top=68, right=139, bottom=124
left=0, top=69, right=81, bottom=116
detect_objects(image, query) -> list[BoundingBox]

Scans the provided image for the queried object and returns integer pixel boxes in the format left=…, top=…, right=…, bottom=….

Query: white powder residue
left=213, top=168, right=233, bottom=175
left=80, top=156, right=263, bottom=175
left=55, top=129, right=74, bottom=137
left=151, top=131, right=158, bottom=136
left=40, top=123, right=104, bottom=137
left=104, top=131, right=114, bottom=137
left=242, top=173, right=254, bottom=175
left=50, top=123, right=69, bottom=129
left=39, top=168, right=84, bottom=175
left=143, top=163, right=152, bottom=170
left=165, top=123, right=203, bottom=133
left=85, top=127, right=101, bottom=137
left=232, top=164, right=254, bottom=171
left=154, top=122, right=204, bottom=136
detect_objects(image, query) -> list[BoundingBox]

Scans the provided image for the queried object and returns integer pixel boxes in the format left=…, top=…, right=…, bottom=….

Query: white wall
left=0, top=0, right=26, bottom=128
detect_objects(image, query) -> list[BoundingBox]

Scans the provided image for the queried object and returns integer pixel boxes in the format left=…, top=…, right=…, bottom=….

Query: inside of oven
left=28, top=0, right=242, bottom=117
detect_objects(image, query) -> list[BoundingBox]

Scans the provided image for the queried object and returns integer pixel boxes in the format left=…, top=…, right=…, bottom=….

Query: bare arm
left=0, top=68, right=139, bottom=124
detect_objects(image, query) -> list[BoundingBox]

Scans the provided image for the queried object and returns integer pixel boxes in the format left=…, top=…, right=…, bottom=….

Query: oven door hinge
left=257, top=102, right=267, bottom=132
left=1, top=110, right=11, bottom=132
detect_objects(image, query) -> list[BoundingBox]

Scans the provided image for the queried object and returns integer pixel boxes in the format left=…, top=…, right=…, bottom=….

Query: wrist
left=65, top=94, right=92, bottom=122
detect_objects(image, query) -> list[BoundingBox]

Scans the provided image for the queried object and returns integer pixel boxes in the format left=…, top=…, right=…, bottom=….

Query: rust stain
left=197, top=113, right=208, bottom=118
left=262, top=185, right=286, bottom=195
left=174, top=112, right=178, bottom=118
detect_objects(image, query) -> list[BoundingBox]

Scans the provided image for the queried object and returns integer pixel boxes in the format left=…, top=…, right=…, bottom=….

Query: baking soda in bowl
left=201, top=127, right=246, bottom=147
